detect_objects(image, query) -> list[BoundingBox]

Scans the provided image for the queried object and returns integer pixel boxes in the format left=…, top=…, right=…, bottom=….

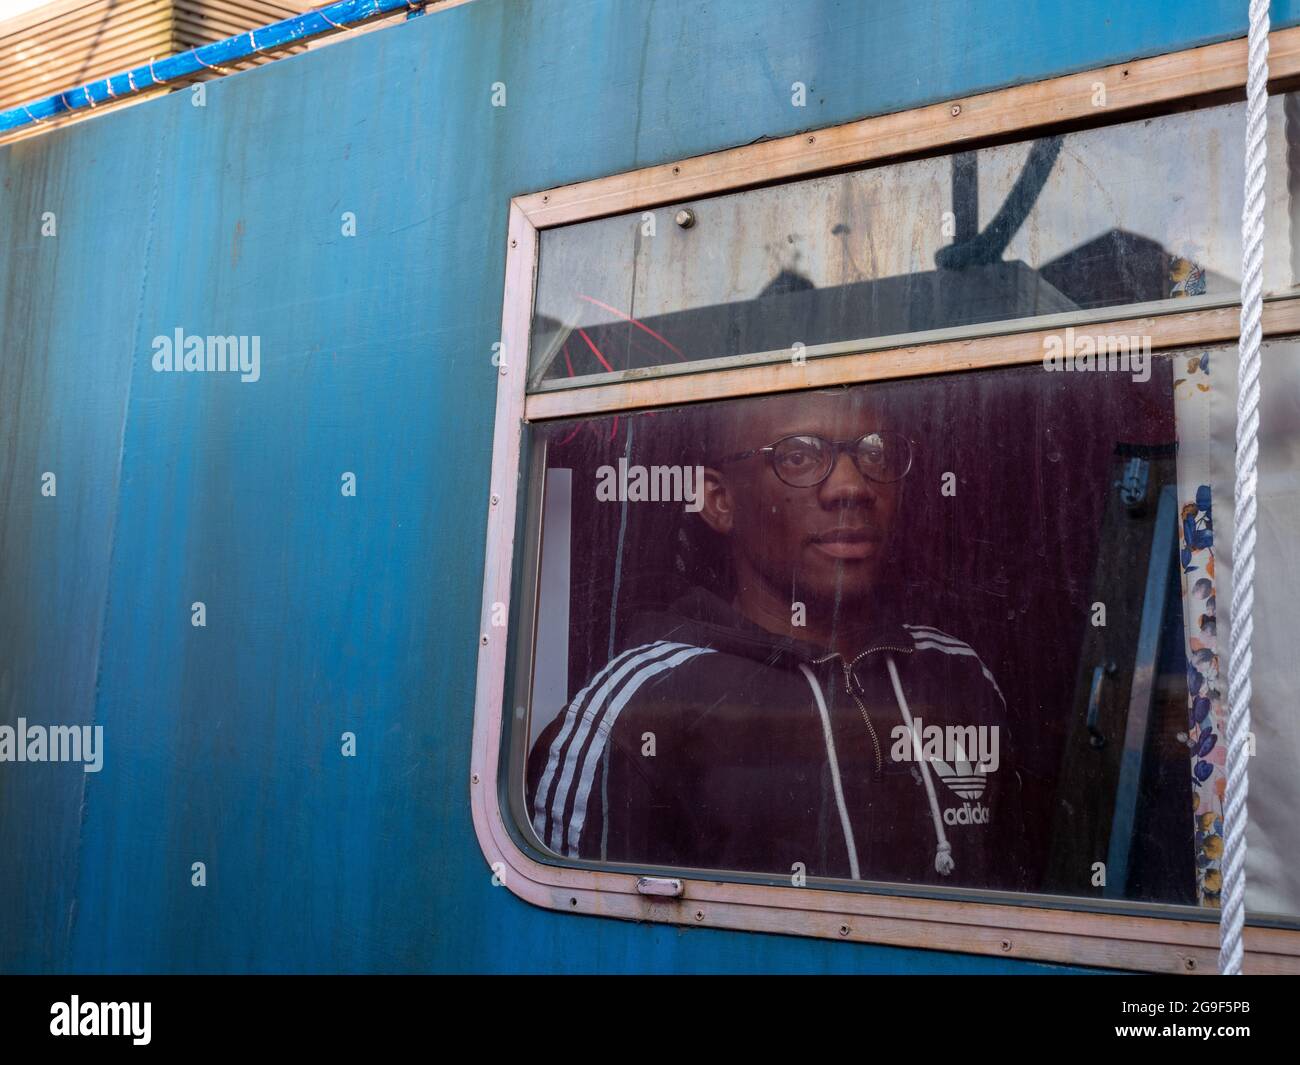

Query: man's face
left=700, top=389, right=903, bottom=612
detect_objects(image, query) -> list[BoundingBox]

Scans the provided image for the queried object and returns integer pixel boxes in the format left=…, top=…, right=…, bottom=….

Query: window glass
left=530, top=93, right=1300, bottom=388
left=511, top=343, right=1300, bottom=919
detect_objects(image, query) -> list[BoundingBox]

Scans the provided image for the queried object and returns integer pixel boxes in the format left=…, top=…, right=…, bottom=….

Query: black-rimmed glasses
left=716, top=431, right=914, bottom=487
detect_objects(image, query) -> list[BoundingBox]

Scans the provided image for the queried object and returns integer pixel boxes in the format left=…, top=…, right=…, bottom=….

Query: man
left=527, top=386, right=1027, bottom=890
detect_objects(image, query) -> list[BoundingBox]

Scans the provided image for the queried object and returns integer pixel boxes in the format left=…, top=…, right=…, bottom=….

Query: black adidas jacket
left=527, top=588, right=1029, bottom=891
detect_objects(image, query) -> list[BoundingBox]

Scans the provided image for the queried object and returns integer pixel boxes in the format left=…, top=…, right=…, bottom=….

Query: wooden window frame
left=470, top=27, right=1300, bottom=974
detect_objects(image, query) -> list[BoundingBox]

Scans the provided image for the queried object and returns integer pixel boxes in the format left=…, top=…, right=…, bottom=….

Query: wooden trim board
left=517, top=25, right=1300, bottom=230
left=525, top=299, right=1300, bottom=420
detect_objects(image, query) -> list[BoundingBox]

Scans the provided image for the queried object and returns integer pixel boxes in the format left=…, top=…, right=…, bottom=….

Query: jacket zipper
left=814, top=643, right=913, bottom=776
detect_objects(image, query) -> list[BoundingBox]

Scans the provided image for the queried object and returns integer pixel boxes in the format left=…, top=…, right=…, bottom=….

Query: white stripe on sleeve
left=564, top=645, right=714, bottom=856
left=904, top=625, right=1006, bottom=708
left=532, top=641, right=668, bottom=843
left=547, top=642, right=691, bottom=851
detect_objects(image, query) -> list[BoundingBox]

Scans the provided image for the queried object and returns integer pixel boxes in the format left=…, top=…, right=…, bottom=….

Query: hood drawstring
left=801, top=650, right=955, bottom=879
left=885, top=653, right=954, bottom=876
left=797, top=663, right=862, bottom=881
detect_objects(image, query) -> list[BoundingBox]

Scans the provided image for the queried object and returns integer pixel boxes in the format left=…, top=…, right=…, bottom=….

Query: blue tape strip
left=0, top=0, right=425, bottom=133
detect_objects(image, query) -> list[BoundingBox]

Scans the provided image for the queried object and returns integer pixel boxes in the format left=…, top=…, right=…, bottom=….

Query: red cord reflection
left=552, top=295, right=685, bottom=450
left=575, top=295, right=685, bottom=360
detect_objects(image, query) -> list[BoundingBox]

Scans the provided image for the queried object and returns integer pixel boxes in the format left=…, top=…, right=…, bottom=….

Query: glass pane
left=512, top=345, right=1300, bottom=919
left=530, top=101, right=1256, bottom=388
left=1264, top=93, right=1300, bottom=299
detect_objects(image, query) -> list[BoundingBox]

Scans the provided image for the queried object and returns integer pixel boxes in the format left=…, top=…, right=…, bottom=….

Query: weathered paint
left=1, top=0, right=1289, bottom=973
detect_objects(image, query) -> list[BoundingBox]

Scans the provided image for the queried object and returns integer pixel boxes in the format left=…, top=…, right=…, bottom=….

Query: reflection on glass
left=529, top=98, right=1300, bottom=386
left=516, top=352, right=1283, bottom=911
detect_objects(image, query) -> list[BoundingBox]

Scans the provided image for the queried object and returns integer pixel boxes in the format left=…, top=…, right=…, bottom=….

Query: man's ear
left=698, top=467, right=735, bottom=535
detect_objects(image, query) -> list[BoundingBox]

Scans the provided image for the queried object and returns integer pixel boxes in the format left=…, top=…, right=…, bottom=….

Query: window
left=514, top=358, right=1206, bottom=906
left=473, top=32, right=1300, bottom=973
left=530, top=102, right=1238, bottom=388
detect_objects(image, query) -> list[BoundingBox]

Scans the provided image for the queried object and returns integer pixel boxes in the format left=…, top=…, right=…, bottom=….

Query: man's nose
left=818, top=451, right=877, bottom=506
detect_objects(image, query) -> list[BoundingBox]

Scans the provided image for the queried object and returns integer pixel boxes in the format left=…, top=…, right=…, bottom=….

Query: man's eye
left=859, top=435, right=886, bottom=465
left=780, top=449, right=820, bottom=469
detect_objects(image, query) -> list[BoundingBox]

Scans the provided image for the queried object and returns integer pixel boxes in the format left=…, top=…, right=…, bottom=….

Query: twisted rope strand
left=1220, top=0, right=1269, bottom=977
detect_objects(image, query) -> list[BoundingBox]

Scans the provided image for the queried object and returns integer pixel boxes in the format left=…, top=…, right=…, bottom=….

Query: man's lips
left=807, top=528, right=881, bottom=560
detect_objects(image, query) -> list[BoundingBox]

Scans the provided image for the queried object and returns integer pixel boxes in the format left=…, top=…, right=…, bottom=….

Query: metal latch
left=1119, top=456, right=1150, bottom=512
left=636, top=877, right=683, bottom=897
left=1086, top=660, right=1118, bottom=748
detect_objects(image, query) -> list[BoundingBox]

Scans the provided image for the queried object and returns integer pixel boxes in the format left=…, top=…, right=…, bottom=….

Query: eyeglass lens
left=770, top=433, right=909, bottom=486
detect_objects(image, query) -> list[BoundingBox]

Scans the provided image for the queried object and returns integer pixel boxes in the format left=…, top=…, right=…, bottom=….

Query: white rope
left=1220, top=0, right=1269, bottom=976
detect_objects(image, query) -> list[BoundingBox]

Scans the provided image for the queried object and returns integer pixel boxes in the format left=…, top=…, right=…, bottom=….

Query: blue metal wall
left=0, top=0, right=1287, bottom=973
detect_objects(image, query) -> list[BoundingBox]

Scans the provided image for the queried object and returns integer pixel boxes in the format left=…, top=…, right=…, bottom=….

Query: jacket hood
left=621, top=586, right=915, bottom=669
